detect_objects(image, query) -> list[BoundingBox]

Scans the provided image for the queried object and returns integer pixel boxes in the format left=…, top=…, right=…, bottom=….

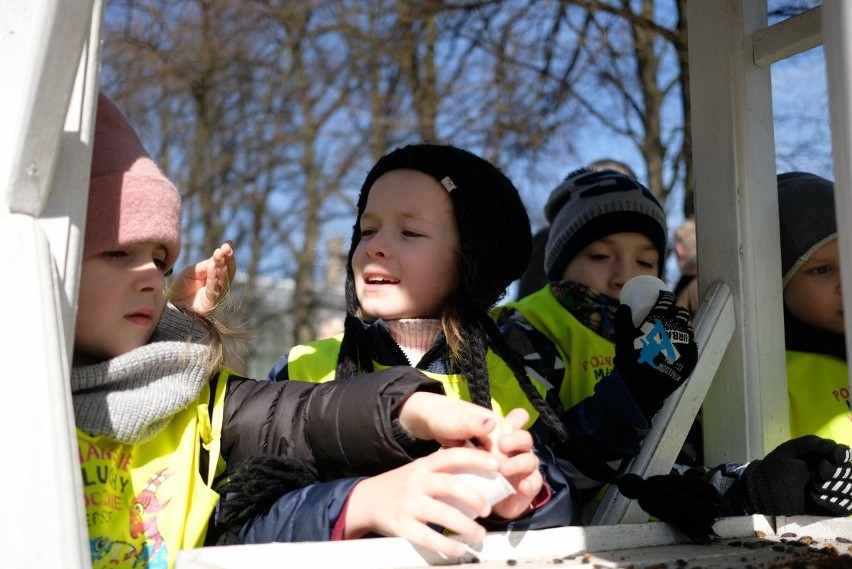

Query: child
left=497, top=167, right=852, bottom=529
left=232, top=145, right=707, bottom=544
left=672, top=217, right=699, bottom=315
left=223, top=144, right=571, bottom=551
left=777, top=171, right=851, bottom=443
left=76, top=94, right=525, bottom=568
left=497, top=167, right=699, bottom=462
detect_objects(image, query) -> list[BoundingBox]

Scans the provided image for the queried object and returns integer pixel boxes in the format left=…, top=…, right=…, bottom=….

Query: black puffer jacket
left=222, top=367, right=445, bottom=479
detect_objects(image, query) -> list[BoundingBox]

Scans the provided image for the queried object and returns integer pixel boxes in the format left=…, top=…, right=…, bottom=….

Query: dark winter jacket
left=222, top=367, right=445, bottom=479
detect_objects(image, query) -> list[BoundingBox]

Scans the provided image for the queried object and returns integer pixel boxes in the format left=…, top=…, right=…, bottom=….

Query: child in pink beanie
left=72, top=93, right=523, bottom=568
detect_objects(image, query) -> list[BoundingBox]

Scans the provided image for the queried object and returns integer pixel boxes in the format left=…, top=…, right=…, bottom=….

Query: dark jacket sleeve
left=238, top=477, right=364, bottom=544
left=222, top=367, right=444, bottom=478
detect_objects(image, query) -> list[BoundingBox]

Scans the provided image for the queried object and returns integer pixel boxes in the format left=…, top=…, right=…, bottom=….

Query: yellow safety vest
left=79, top=369, right=229, bottom=569
left=287, top=335, right=542, bottom=428
left=499, top=286, right=615, bottom=410
left=786, top=351, right=852, bottom=444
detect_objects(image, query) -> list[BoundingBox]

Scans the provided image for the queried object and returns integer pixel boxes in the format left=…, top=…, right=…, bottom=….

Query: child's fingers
left=397, top=515, right=480, bottom=559
left=498, top=450, right=539, bottom=481
left=496, top=428, right=534, bottom=457
left=502, top=408, right=530, bottom=431
left=430, top=446, right=500, bottom=475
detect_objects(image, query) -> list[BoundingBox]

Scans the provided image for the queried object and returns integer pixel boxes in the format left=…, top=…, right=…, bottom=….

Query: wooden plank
left=822, top=0, right=852, bottom=418
left=0, top=1, right=103, bottom=567
left=176, top=516, right=852, bottom=569
left=592, top=282, right=735, bottom=525
left=753, top=6, right=822, bottom=66
left=688, top=0, right=789, bottom=467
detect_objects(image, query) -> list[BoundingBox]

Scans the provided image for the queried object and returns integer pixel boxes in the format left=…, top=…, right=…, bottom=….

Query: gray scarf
left=71, top=304, right=212, bottom=444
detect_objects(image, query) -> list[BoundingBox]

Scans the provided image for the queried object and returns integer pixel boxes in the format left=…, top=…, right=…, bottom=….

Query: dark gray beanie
left=544, top=168, right=667, bottom=281
left=778, top=171, right=837, bottom=287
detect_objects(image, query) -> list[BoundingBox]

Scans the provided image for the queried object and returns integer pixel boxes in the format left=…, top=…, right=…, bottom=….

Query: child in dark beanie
left=226, top=145, right=735, bottom=547
left=778, top=171, right=850, bottom=442
left=498, top=168, right=697, bottom=465
left=74, top=96, right=515, bottom=568
left=225, top=144, right=570, bottom=553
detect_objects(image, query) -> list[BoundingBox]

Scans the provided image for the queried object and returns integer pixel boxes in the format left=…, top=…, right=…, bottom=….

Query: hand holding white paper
left=620, top=275, right=670, bottom=327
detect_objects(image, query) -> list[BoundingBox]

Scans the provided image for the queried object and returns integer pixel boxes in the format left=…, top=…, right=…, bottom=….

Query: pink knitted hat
left=85, top=93, right=181, bottom=268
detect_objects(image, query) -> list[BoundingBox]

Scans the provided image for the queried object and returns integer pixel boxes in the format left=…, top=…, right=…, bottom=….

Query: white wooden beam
left=688, top=0, right=789, bottom=466
left=754, top=6, right=822, bottom=66
left=0, top=1, right=103, bottom=567
left=592, top=282, right=735, bottom=525
left=822, top=0, right=852, bottom=411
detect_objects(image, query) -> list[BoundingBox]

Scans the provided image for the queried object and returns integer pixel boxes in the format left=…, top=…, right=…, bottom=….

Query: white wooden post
left=822, top=1, right=852, bottom=403
left=688, top=0, right=789, bottom=465
left=0, top=1, right=103, bottom=567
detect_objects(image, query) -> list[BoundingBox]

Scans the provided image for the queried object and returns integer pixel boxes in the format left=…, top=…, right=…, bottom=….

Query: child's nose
left=135, top=261, right=165, bottom=292
left=366, top=232, right=389, bottom=258
left=612, top=262, right=632, bottom=289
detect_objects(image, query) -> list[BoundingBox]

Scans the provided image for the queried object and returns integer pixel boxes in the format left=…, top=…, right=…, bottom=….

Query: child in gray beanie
left=495, top=167, right=700, bottom=522
left=73, top=95, right=518, bottom=567
left=496, top=167, right=852, bottom=534
left=499, top=167, right=692, bottom=428
left=777, top=171, right=850, bottom=444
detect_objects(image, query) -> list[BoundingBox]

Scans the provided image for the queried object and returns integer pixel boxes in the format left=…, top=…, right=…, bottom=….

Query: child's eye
left=811, top=265, right=834, bottom=276
left=359, top=227, right=376, bottom=238
left=637, top=259, right=655, bottom=269
left=402, top=229, right=424, bottom=238
left=102, top=250, right=128, bottom=259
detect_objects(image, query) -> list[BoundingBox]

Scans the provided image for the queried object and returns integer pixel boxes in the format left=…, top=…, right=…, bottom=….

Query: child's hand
left=615, top=290, right=698, bottom=419
left=741, top=435, right=852, bottom=516
left=344, top=447, right=500, bottom=558
left=168, top=241, right=236, bottom=313
left=489, top=409, right=543, bottom=520
left=398, top=392, right=502, bottom=448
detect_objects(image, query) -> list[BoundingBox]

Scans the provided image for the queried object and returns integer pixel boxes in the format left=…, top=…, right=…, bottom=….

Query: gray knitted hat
left=778, top=171, right=837, bottom=287
left=544, top=168, right=667, bottom=281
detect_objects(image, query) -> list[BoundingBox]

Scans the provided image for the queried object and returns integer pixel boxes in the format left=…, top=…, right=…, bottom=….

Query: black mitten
left=615, top=290, right=698, bottom=419
left=741, top=435, right=852, bottom=516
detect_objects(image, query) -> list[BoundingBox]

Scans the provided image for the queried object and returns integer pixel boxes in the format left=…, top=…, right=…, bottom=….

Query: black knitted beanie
left=345, top=143, right=533, bottom=314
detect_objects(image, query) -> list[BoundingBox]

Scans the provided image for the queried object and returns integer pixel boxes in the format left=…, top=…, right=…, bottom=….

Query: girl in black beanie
left=223, top=144, right=566, bottom=556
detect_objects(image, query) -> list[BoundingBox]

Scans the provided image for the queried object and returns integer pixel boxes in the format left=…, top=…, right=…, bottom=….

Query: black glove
left=615, top=290, right=698, bottom=419
left=741, top=435, right=852, bottom=516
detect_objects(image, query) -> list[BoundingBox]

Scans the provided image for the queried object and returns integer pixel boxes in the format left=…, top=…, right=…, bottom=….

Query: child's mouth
left=364, top=274, right=400, bottom=285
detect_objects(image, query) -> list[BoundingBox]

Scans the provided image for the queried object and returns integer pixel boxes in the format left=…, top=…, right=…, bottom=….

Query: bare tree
left=100, top=0, right=696, bottom=368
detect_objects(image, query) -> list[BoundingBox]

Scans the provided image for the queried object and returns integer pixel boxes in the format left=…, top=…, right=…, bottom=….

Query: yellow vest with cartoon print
left=787, top=350, right=852, bottom=444
left=287, top=336, right=542, bottom=428
left=79, top=370, right=229, bottom=569
left=501, top=286, right=615, bottom=410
